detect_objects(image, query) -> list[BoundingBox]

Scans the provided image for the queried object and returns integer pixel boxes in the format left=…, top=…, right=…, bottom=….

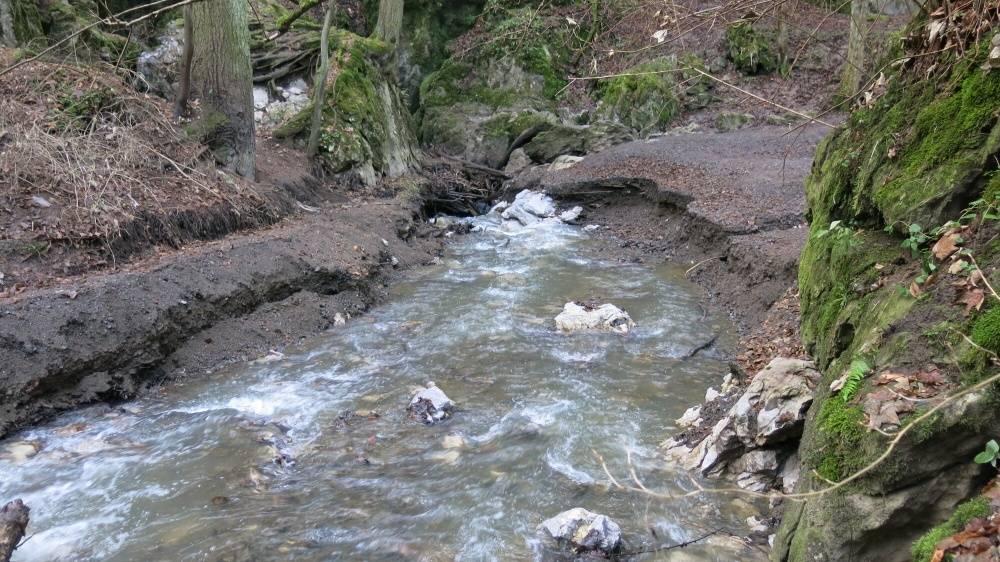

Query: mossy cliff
left=4, top=0, right=139, bottom=64
left=772, top=40, right=1000, bottom=562
left=275, top=30, right=420, bottom=184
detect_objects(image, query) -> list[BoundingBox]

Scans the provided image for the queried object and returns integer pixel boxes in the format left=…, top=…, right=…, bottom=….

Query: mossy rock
left=725, top=21, right=778, bottom=75
left=522, top=120, right=635, bottom=163
left=715, top=112, right=754, bottom=132
left=971, top=305, right=1000, bottom=354
left=595, top=57, right=679, bottom=136
left=276, top=30, right=419, bottom=182
left=778, top=39, right=1000, bottom=562
left=911, top=497, right=991, bottom=562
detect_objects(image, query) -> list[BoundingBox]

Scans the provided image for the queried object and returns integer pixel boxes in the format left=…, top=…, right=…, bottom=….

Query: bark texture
left=373, top=0, right=404, bottom=46
left=192, top=0, right=256, bottom=179
left=174, top=5, right=194, bottom=118
left=0, top=0, right=14, bottom=48
left=308, top=3, right=336, bottom=157
left=0, top=499, right=28, bottom=562
left=841, top=0, right=873, bottom=95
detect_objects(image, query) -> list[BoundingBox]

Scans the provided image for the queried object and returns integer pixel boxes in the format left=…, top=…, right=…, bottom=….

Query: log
left=0, top=499, right=28, bottom=562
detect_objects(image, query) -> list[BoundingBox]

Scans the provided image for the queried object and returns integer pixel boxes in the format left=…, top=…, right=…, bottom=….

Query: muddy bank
left=0, top=195, right=443, bottom=439
left=527, top=124, right=830, bottom=372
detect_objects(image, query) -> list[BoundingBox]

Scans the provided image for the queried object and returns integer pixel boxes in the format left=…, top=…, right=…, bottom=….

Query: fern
left=840, top=359, right=871, bottom=401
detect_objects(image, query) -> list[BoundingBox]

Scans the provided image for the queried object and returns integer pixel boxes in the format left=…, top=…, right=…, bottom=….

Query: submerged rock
left=539, top=507, right=623, bottom=555
left=555, top=302, right=636, bottom=335
left=408, top=382, right=455, bottom=424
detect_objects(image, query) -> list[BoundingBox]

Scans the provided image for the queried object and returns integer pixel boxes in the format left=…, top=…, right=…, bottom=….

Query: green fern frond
left=840, top=359, right=871, bottom=401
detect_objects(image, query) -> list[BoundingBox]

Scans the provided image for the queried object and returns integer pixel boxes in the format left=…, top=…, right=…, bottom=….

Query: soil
left=525, top=124, right=826, bottom=375
left=0, top=192, right=444, bottom=438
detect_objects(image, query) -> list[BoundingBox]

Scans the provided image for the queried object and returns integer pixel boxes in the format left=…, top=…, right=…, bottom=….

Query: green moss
left=912, top=497, right=991, bottom=562
left=419, top=59, right=520, bottom=109
left=725, top=21, right=778, bottom=75
left=812, top=397, right=867, bottom=481
left=971, top=306, right=1000, bottom=355
left=596, top=57, right=679, bottom=136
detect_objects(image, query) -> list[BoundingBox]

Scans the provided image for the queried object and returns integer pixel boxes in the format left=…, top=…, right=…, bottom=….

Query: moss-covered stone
left=275, top=30, right=419, bottom=182
left=725, top=20, right=778, bottom=75
left=779, top=39, right=1000, bottom=562
left=595, top=57, right=679, bottom=136
left=971, top=305, right=1000, bottom=354
left=911, top=497, right=991, bottom=562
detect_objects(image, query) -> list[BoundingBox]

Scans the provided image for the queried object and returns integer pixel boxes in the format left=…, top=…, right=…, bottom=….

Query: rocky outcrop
left=662, top=358, right=820, bottom=493
left=555, top=303, right=636, bottom=335
left=539, top=508, right=623, bottom=555
left=136, top=20, right=183, bottom=98
left=774, top=33, right=1000, bottom=562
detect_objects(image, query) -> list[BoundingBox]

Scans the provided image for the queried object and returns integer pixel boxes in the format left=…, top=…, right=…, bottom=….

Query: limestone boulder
left=539, top=508, right=622, bottom=555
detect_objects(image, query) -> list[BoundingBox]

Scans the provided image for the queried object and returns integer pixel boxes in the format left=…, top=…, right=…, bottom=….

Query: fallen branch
left=0, top=499, right=29, bottom=562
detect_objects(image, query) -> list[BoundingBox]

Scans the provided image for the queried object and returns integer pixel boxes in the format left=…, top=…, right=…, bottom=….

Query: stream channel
left=0, top=202, right=768, bottom=561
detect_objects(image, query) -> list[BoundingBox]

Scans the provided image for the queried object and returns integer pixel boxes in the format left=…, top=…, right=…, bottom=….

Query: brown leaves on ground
left=931, top=480, right=1000, bottom=562
left=863, top=366, right=949, bottom=431
left=932, top=227, right=966, bottom=261
left=954, top=267, right=988, bottom=315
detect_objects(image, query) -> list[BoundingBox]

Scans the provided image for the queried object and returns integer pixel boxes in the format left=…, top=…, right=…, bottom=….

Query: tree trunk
left=373, top=0, right=403, bottom=46
left=0, top=499, right=29, bottom=562
left=191, top=0, right=256, bottom=179
left=307, top=2, right=336, bottom=157
left=0, top=0, right=14, bottom=48
left=841, top=0, right=873, bottom=95
left=173, top=5, right=194, bottom=118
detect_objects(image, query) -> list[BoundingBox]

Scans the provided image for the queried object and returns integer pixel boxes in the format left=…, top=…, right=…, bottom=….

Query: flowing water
left=0, top=211, right=768, bottom=561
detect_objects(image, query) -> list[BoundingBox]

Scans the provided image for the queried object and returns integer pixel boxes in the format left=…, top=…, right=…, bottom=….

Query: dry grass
left=0, top=56, right=270, bottom=245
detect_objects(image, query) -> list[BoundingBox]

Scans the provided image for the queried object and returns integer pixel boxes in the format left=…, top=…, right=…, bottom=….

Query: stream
left=0, top=206, right=768, bottom=561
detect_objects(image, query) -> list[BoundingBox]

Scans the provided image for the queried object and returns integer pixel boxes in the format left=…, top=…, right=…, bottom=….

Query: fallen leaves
left=931, top=509, right=1000, bottom=562
left=861, top=367, right=950, bottom=431
left=932, top=228, right=964, bottom=260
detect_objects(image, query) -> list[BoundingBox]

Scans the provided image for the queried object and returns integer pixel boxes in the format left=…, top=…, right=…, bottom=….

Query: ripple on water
left=0, top=211, right=763, bottom=561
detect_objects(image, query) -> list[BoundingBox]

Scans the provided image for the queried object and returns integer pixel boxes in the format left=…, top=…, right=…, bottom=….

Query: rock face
left=408, top=382, right=454, bottom=424
left=662, top=358, right=819, bottom=492
left=539, top=508, right=622, bottom=555
left=136, top=20, right=183, bottom=98
left=773, top=43, right=1000, bottom=561
left=555, top=303, right=636, bottom=335
left=252, top=79, right=310, bottom=130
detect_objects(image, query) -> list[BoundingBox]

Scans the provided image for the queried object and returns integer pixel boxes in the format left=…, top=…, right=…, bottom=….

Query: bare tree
left=191, top=0, right=256, bottom=179
left=308, top=1, right=337, bottom=157
left=173, top=4, right=194, bottom=118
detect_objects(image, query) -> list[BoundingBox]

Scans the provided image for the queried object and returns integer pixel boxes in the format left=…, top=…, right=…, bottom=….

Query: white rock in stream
left=408, top=382, right=455, bottom=424
left=500, top=190, right=556, bottom=225
left=555, top=302, right=636, bottom=334
left=540, top=508, right=623, bottom=554
left=559, top=206, right=583, bottom=222
left=0, top=440, right=41, bottom=463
